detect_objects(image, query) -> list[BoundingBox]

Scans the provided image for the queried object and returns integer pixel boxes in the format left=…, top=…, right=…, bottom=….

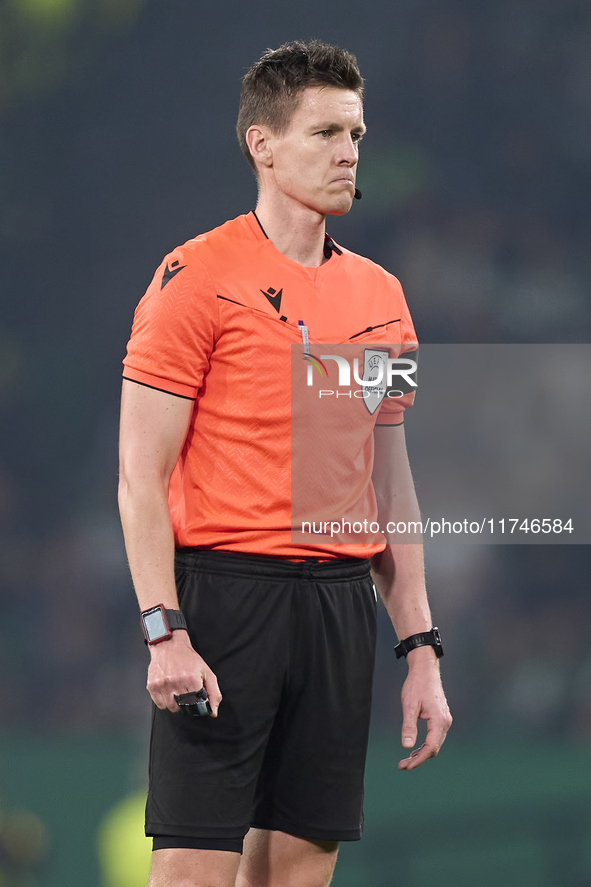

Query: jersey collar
left=248, top=210, right=342, bottom=263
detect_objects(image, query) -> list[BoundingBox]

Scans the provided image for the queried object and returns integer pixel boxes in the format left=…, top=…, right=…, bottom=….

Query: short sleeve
left=122, top=246, right=219, bottom=399
left=375, top=281, right=418, bottom=426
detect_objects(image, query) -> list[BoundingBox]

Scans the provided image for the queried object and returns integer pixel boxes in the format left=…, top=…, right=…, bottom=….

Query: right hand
left=146, top=630, right=222, bottom=716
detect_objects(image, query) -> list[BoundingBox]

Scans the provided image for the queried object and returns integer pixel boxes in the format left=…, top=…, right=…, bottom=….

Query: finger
left=168, top=693, right=181, bottom=713
left=398, top=742, right=436, bottom=771
left=400, top=703, right=419, bottom=750
left=168, top=674, right=207, bottom=713
left=149, top=687, right=168, bottom=711
left=203, top=672, right=222, bottom=717
left=398, top=742, right=424, bottom=770
left=149, top=679, right=193, bottom=713
left=399, top=711, right=448, bottom=770
left=419, top=710, right=451, bottom=759
left=152, top=685, right=182, bottom=713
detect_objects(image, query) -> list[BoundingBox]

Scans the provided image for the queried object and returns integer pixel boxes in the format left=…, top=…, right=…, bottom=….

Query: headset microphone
left=354, top=188, right=362, bottom=200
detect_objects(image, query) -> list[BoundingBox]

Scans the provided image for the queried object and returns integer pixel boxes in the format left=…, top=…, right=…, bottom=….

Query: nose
left=336, top=133, right=359, bottom=166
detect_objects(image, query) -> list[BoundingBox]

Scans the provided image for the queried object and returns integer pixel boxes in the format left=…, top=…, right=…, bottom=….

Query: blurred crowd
left=0, top=0, right=590, bottom=738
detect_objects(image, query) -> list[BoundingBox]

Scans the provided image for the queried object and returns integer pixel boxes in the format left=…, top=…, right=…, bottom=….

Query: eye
left=318, top=130, right=332, bottom=138
left=352, top=132, right=364, bottom=143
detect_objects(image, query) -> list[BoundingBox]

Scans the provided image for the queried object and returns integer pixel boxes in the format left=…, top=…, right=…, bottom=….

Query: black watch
left=394, top=627, right=443, bottom=660
left=141, top=604, right=188, bottom=645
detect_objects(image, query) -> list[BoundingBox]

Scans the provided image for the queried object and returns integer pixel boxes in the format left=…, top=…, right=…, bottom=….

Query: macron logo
left=161, top=260, right=186, bottom=289
left=260, top=286, right=283, bottom=313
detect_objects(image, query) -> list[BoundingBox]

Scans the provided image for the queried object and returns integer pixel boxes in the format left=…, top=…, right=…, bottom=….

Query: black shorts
left=146, top=549, right=377, bottom=852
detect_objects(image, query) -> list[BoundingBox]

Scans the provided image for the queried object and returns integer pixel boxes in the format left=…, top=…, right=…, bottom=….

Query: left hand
left=397, top=650, right=452, bottom=771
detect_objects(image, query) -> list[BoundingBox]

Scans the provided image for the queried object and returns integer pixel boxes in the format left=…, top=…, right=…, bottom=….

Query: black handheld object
left=354, top=188, right=362, bottom=200
left=175, top=688, right=213, bottom=717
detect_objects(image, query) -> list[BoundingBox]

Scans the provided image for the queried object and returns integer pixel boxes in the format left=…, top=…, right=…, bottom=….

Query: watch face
left=142, top=606, right=168, bottom=642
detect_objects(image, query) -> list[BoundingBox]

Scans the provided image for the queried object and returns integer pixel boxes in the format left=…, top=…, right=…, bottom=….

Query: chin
left=321, top=192, right=354, bottom=216
left=326, top=200, right=354, bottom=217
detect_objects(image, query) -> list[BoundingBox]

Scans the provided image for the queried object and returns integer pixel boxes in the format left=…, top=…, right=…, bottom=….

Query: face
left=262, top=86, right=365, bottom=216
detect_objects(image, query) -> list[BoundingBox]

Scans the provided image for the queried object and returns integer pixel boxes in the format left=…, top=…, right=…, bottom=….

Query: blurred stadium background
left=1, top=0, right=591, bottom=884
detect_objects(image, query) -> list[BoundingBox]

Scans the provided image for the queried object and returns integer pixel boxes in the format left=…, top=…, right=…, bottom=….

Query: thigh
left=252, top=568, right=377, bottom=842
left=236, top=828, right=338, bottom=887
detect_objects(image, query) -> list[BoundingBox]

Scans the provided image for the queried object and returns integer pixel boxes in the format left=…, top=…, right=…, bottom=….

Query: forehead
left=287, top=86, right=364, bottom=129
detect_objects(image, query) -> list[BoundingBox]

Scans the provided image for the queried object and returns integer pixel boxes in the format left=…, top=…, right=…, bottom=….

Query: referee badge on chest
left=361, top=348, right=389, bottom=415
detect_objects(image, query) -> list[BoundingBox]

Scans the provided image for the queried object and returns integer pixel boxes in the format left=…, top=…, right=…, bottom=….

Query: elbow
left=117, top=464, right=130, bottom=516
left=117, top=455, right=171, bottom=515
left=117, top=454, right=144, bottom=514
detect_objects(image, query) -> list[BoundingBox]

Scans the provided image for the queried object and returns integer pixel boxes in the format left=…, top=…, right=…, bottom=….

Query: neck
left=254, top=193, right=328, bottom=268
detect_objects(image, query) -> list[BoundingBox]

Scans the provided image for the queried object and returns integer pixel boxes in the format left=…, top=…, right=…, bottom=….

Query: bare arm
left=371, top=423, right=452, bottom=770
left=118, top=379, right=222, bottom=714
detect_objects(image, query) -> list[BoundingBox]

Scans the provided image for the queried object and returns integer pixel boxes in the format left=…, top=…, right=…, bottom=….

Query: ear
left=246, top=124, right=274, bottom=170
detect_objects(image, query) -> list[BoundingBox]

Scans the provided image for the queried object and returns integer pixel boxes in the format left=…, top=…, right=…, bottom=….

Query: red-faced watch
left=141, top=604, right=188, bottom=645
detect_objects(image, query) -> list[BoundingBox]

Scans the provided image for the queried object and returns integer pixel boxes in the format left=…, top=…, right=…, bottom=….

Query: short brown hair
left=237, top=40, right=364, bottom=170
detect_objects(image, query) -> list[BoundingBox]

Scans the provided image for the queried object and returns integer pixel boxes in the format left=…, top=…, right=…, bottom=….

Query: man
left=119, top=40, right=451, bottom=887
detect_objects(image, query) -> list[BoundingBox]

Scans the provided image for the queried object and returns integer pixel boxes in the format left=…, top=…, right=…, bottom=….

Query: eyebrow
left=312, top=121, right=367, bottom=135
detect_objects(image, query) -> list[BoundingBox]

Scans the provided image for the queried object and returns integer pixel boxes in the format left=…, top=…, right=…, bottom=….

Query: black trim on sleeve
left=122, top=376, right=196, bottom=401
left=375, top=421, right=404, bottom=426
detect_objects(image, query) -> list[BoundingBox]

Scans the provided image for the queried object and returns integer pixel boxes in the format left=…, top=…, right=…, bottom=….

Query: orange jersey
left=123, top=212, right=417, bottom=558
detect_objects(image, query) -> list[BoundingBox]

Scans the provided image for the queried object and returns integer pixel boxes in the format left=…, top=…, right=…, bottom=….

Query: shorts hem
left=250, top=819, right=362, bottom=843
left=146, top=822, right=247, bottom=840
left=152, top=834, right=243, bottom=854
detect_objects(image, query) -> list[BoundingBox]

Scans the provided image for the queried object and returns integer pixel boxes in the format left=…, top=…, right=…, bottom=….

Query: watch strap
left=164, top=608, right=188, bottom=632
left=394, top=627, right=443, bottom=659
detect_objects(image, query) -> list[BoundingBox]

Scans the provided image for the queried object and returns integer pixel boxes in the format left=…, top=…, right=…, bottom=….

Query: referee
left=118, top=40, right=451, bottom=887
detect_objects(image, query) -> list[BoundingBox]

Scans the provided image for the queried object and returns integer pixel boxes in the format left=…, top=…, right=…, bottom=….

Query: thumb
left=203, top=672, right=222, bottom=718
left=401, top=704, right=419, bottom=749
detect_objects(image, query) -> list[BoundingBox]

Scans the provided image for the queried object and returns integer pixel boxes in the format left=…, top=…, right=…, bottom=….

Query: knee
left=236, top=838, right=338, bottom=887
left=236, top=873, right=334, bottom=887
left=148, top=847, right=240, bottom=887
left=150, top=873, right=236, bottom=887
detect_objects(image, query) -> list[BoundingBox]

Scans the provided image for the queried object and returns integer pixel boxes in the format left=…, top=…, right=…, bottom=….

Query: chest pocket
left=348, top=319, right=403, bottom=346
